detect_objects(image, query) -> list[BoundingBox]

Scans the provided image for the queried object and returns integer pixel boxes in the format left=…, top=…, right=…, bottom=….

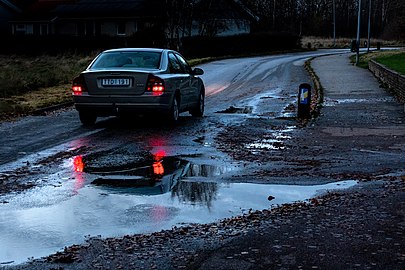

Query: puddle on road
left=0, top=175, right=357, bottom=265
left=0, top=153, right=357, bottom=265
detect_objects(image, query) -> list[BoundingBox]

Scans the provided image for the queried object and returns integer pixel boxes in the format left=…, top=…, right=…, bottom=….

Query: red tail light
left=146, top=74, right=165, bottom=94
left=72, top=75, right=87, bottom=95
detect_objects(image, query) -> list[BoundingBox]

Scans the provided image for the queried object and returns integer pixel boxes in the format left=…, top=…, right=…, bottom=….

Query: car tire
left=167, top=97, right=179, bottom=124
left=190, top=90, right=204, bottom=117
left=79, top=111, right=97, bottom=126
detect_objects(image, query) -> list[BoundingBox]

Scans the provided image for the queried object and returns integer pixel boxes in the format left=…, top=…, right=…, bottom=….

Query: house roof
left=12, top=0, right=167, bottom=20
left=193, top=0, right=259, bottom=22
left=51, top=0, right=167, bottom=19
left=8, top=0, right=258, bottom=23
left=0, top=0, right=23, bottom=13
left=233, top=0, right=259, bottom=22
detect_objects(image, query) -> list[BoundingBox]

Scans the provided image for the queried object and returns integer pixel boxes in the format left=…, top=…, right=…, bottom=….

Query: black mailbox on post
left=298, top=83, right=311, bottom=119
left=351, top=40, right=357, bottom=52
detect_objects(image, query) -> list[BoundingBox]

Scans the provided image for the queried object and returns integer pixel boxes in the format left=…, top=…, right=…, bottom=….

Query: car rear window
left=90, top=51, right=162, bottom=70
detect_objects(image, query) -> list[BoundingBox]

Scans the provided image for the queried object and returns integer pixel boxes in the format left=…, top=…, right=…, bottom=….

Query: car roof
left=102, top=48, right=167, bottom=54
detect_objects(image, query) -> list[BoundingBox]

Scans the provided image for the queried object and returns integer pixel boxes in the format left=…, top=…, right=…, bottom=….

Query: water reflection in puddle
left=246, top=126, right=295, bottom=151
left=0, top=176, right=356, bottom=265
left=86, top=155, right=237, bottom=196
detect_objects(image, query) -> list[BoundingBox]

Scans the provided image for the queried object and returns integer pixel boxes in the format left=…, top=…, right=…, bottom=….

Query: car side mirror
left=192, top=67, right=204, bottom=76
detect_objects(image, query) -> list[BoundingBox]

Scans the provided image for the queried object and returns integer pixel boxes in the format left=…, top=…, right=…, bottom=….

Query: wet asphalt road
left=0, top=50, right=342, bottom=166
left=0, top=50, right=352, bottom=265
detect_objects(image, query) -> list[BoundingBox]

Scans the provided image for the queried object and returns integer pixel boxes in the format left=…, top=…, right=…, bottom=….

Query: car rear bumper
left=73, top=94, right=172, bottom=116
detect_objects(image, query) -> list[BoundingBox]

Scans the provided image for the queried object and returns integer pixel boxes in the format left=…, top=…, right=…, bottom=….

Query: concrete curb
left=305, top=58, right=323, bottom=118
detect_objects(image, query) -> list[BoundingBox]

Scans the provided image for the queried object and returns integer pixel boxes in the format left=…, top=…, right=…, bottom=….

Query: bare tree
left=242, top=0, right=404, bottom=39
left=165, top=0, right=196, bottom=49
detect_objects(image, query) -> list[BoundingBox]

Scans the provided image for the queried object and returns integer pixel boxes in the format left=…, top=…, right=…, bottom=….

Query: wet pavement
left=1, top=49, right=404, bottom=269
left=0, top=49, right=347, bottom=266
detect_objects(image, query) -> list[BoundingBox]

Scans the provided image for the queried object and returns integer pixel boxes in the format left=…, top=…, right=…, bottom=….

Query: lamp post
left=367, top=0, right=371, bottom=53
left=356, top=0, right=362, bottom=65
left=333, top=0, right=336, bottom=47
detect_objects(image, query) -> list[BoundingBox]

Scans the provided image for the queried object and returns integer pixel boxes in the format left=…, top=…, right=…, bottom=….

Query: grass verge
left=0, top=53, right=95, bottom=121
left=0, top=84, right=72, bottom=121
left=374, top=52, right=405, bottom=75
left=350, top=49, right=405, bottom=73
left=302, top=36, right=403, bottom=49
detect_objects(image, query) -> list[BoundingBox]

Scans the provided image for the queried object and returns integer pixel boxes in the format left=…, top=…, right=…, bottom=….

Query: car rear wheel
left=190, top=90, right=204, bottom=117
left=79, top=111, right=97, bottom=126
left=167, top=97, right=179, bottom=124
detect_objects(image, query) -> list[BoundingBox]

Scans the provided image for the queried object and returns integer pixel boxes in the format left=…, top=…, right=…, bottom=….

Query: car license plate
left=102, top=78, right=130, bottom=86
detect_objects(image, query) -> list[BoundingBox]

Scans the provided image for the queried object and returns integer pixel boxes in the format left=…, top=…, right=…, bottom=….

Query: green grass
left=0, top=53, right=96, bottom=120
left=351, top=54, right=370, bottom=69
left=0, top=53, right=95, bottom=98
left=302, top=36, right=403, bottom=49
left=351, top=50, right=405, bottom=74
left=375, top=52, right=405, bottom=75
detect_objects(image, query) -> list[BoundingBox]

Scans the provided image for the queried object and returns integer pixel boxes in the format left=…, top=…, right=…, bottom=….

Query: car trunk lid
left=83, top=70, right=151, bottom=95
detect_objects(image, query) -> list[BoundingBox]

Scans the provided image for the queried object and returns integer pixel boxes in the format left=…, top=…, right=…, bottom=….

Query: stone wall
left=369, top=60, right=405, bottom=102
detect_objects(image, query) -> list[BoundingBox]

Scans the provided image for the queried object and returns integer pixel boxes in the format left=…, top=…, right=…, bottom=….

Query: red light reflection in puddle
left=73, top=155, right=85, bottom=172
left=152, top=150, right=166, bottom=178
left=73, top=155, right=85, bottom=193
left=151, top=205, right=168, bottom=222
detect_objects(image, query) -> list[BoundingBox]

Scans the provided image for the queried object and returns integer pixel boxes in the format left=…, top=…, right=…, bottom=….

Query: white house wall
left=100, top=21, right=137, bottom=36
left=190, top=19, right=250, bottom=37
left=217, top=20, right=250, bottom=36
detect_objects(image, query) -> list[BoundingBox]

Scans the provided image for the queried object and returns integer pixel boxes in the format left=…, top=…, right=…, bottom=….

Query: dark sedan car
left=72, top=48, right=205, bottom=125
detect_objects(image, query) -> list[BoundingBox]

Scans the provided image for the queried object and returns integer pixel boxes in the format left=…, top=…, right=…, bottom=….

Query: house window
left=117, top=22, right=126, bottom=35
left=14, top=24, right=34, bottom=35
left=143, top=22, right=154, bottom=28
left=40, top=24, right=49, bottom=35
left=16, top=24, right=26, bottom=31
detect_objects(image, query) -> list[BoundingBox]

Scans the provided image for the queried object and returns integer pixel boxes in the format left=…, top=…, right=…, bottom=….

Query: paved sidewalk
left=312, top=53, right=404, bottom=130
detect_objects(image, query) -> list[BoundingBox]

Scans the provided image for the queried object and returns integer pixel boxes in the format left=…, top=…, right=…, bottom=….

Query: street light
left=356, top=0, right=362, bottom=65
left=367, top=0, right=371, bottom=53
left=333, top=0, right=336, bottom=47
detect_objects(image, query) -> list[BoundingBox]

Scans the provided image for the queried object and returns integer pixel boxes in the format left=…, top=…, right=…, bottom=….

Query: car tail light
left=146, top=74, right=165, bottom=94
left=72, top=75, right=87, bottom=95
